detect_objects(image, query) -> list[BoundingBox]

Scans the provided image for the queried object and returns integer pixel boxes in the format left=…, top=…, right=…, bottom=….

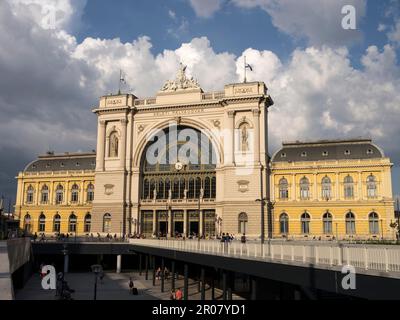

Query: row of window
left=25, top=183, right=95, bottom=204
left=141, top=176, right=216, bottom=200
left=280, top=148, right=374, bottom=158
left=22, top=213, right=112, bottom=233
left=278, top=212, right=381, bottom=235
left=278, top=174, right=378, bottom=200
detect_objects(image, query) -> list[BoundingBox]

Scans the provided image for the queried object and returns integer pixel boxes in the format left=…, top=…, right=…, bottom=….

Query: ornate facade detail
left=160, top=63, right=201, bottom=92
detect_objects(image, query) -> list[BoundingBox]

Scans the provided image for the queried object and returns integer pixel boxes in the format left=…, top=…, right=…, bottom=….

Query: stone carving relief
left=104, top=184, right=115, bottom=195
left=160, top=63, right=201, bottom=92
left=237, top=180, right=250, bottom=193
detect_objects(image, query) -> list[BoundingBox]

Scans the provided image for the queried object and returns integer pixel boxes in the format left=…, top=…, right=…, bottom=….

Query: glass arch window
left=279, top=213, right=289, bottom=234
left=369, top=212, right=379, bottom=235
left=321, top=176, right=332, bottom=199
left=24, top=214, right=32, bottom=234
left=301, top=212, right=311, bottom=234
left=26, top=186, right=34, bottom=204
left=323, top=212, right=333, bottom=234
left=103, top=213, right=111, bottom=233
left=300, top=177, right=310, bottom=200
left=55, top=185, right=64, bottom=204
left=238, top=212, right=248, bottom=234
left=279, top=177, right=289, bottom=200
left=41, top=185, right=49, bottom=204
left=71, top=184, right=79, bottom=203
left=38, top=213, right=46, bottom=232
left=69, top=213, right=77, bottom=233
left=345, top=212, right=356, bottom=235
left=367, top=175, right=377, bottom=198
left=84, top=213, right=92, bottom=233
left=344, top=175, right=354, bottom=199
left=87, top=184, right=94, bottom=202
left=53, top=214, right=61, bottom=233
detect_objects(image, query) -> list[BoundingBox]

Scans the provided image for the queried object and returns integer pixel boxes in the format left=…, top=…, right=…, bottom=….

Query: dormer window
left=76, top=162, right=80, bottom=167
left=344, top=150, right=351, bottom=155
left=322, top=151, right=329, bottom=157
left=301, top=152, right=307, bottom=157
left=46, top=163, right=50, bottom=168
left=281, top=152, right=287, bottom=158
left=60, top=163, right=65, bottom=168
left=367, top=149, right=373, bottom=155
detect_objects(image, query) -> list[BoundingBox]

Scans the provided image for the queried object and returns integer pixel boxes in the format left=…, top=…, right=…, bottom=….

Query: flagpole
left=244, top=56, right=247, bottom=83
left=118, top=69, right=122, bottom=94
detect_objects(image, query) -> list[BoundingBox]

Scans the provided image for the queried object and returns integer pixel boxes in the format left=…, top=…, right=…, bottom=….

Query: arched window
left=103, top=213, right=111, bottom=233
left=26, top=185, right=34, bottom=204
left=68, top=213, right=77, bottom=233
left=188, top=178, right=195, bottom=199
left=344, top=175, right=354, bottom=199
left=279, top=177, right=289, bottom=200
left=369, top=212, right=380, bottom=235
left=165, top=178, right=171, bottom=199
left=301, top=212, right=311, bottom=234
left=172, top=178, right=179, bottom=199
left=300, top=177, right=310, bottom=200
left=55, top=185, right=64, bottom=204
left=195, top=177, right=202, bottom=198
left=238, top=212, right=248, bottom=234
left=53, top=214, right=61, bottom=233
left=211, top=177, right=216, bottom=199
left=24, top=214, right=32, bottom=234
left=279, top=213, right=289, bottom=234
left=367, top=175, right=377, bottom=198
left=150, top=179, right=156, bottom=199
left=321, top=176, right=332, bottom=199
left=84, top=213, right=91, bottom=233
left=41, top=185, right=49, bottom=204
left=87, top=184, right=94, bottom=202
left=179, top=178, right=185, bottom=199
left=204, top=177, right=211, bottom=199
left=345, top=212, right=356, bottom=235
left=71, top=184, right=79, bottom=203
left=38, top=213, right=46, bottom=232
left=143, top=179, right=150, bottom=199
left=157, top=179, right=164, bottom=199
left=109, top=131, right=119, bottom=157
left=323, top=212, right=333, bottom=234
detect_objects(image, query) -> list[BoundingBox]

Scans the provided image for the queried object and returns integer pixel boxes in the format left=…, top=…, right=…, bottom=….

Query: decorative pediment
left=160, top=63, right=201, bottom=92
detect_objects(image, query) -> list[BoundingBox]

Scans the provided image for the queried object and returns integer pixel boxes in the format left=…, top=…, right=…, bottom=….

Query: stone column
left=252, top=109, right=261, bottom=164
left=152, top=211, right=157, bottom=236
left=120, top=119, right=128, bottom=170
left=335, top=173, right=340, bottom=200
left=96, top=120, right=106, bottom=171
left=199, top=209, right=204, bottom=237
left=358, top=172, right=363, bottom=200
left=183, top=210, right=188, bottom=237
left=292, top=175, right=296, bottom=201
left=168, top=209, right=172, bottom=237
left=227, top=111, right=235, bottom=165
left=313, top=174, right=318, bottom=201
left=116, top=255, right=122, bottom=273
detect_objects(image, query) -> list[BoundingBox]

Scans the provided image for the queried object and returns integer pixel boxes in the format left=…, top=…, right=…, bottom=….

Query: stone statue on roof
left=160, top=63, right=200, bottom=92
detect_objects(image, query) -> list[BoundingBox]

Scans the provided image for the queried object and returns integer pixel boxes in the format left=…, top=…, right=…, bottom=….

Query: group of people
left=156, top=267, right=170, bottom=280
left=170, top=288, right=183, bottom=300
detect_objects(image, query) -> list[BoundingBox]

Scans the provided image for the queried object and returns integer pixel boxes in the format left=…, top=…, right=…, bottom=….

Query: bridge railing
left=129, top=239, right=400, bottom=273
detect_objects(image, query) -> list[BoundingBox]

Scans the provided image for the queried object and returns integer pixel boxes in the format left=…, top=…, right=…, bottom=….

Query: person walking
left=175, top=288, right=183, bottom=300
left=170, top=289, right=176, bottom=300
left=129, top=277, right=134, bottom=294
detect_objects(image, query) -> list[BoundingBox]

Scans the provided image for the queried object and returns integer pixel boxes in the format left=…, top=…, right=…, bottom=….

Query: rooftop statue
left=161, top=63, right=201, bottom=92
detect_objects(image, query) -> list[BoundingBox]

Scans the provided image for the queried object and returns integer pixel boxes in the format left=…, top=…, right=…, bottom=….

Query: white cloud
left=168, top=9, right=177, bottom=20
left=378, top=24, right=387, bottom=32
left=188, top=0, right=224, bottom=18
left=388, top=20, right=400, bottom=45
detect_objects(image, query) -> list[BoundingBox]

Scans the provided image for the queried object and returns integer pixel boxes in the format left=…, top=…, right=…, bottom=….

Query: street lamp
left=256, top=197, right=267, bottom=244
left=91, top=264, right=103, bottom=300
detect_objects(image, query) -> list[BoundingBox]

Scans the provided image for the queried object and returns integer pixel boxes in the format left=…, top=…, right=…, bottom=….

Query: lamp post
left=256, top=197, right=267, bottom=244
left=380, top=219, right=384, bottom=240
left=91, top=264, right=103, bottom=300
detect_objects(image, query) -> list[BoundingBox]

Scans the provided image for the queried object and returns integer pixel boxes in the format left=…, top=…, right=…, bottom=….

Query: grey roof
left=271, top=139, right=384, bottom=163
left=24, top=152, right=97, bottom=172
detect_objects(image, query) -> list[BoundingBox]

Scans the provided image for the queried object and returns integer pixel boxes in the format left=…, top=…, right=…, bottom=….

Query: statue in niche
left=200, top=188, right=204, bottom=199
left=240, top=124, right=249, bottom=152
left=109, top=132, right=119, bottom=157
left=183, top=188, right=188, bottom=199
left=153, top=188, right=157, bottom=200
left=168, top=188, right=172, bottom=200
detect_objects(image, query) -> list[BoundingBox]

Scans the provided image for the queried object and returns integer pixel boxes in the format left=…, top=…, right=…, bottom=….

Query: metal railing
left=129, top=239, right=400, bottom=274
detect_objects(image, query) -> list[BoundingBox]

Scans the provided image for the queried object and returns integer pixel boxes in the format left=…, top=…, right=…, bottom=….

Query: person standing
left=129, top=277, right=134, bottom=294
left=175, top=288, right=183, bottom=300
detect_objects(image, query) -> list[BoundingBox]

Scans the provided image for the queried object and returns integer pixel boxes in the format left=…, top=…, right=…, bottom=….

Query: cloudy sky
left=0, top=0, right=400, bottom=209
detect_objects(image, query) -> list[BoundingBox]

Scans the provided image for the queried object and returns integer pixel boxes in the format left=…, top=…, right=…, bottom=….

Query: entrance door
left=189, top=222, right=199, bottom=236
left=174, top=221, right=184, bottom=235
left=158, top=222, right=167, bottom=236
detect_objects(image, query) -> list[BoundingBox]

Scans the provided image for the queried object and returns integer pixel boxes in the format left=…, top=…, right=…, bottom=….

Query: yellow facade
left=15, top=153, right=95, bottom=236
left=271, top=142, right=395, bottom=240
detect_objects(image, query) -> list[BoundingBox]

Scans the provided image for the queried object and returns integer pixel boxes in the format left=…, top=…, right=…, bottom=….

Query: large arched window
left=103, top=213, right=111, bottom=233
left=204, top=177, right=211, bottom=199
left=344, top=175, right=354, bottom=199
left=41, top=185, right=49, bottom=204
left=279, top=177, right=289, bottom=200
left=26, top=185, right=34, bottom=204
left=301, top=212, right=311, bottom=234
left=321, top=176, right=332, bottom=199
left=69, top=213, right=77, bottom=233
left=38, top=213, right=46, bottom=232
left=300, top=177, right=310, bottom=200
left=367, top=174, right=377, bottom=198
left=211, top=177, right=216, bottom=199
left=345, top=212, right=356, bottom=235
left=24, top=214, right=32, bottom=234
left=238, top=212, right=248, bottom=234
left=53, top=214, right=61, bottom=233
left=172, top=178, right=180, bottom=199
left=55, top=184, right=64, bottom=204
left=369, top=212, right=380, bottom=235
left=188, top=178, right=195, bottom=199
left=87, top=184, right=94, bottom=202
left=109, top=131, right=119, bottom=157
left=71, top=184, right=79, bottom=203
left=323, top=212, right=333, bottom=234
left=84, top=213, right=92, bottom=233
left=142, top=179, right=150, bottom=199
left=279, top=213, right=289, bottom=234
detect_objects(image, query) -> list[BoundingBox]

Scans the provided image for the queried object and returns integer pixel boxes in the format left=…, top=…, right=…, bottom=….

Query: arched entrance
left=139, top=125, right=217, bottom=238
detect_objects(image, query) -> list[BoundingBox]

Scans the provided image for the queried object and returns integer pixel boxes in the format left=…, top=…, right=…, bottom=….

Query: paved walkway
left=15, top=271, right=246, bottom=300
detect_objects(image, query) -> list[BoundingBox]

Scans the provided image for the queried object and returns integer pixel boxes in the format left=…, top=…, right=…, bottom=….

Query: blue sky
left=0, top=0, right=400, bottom=207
